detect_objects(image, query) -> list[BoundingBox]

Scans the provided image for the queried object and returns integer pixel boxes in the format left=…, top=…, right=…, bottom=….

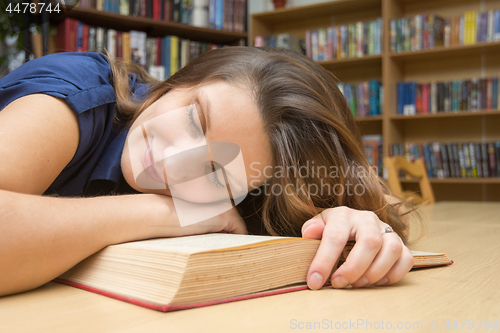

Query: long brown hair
left=104, top=47, right=423, bottom=245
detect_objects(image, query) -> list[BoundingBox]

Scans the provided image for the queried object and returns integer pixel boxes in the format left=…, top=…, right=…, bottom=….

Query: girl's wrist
left=102, top=193, right=180, bottom=245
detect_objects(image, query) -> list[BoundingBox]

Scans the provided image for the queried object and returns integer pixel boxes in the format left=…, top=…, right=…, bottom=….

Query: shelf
left=317, top=54, right=382, bottom=71
left=250, top=0, right=500, bottom=201
left=51, top=6, right=247, bottom=45
left=400, top=178, right=500, bottom=184
left=355, top=115, right=383, bottom=122
left=390, top=110, right=500, bottom=120
left=251, top=0, right=381, bottom=25
left=389, top=40, right=500, bottom=63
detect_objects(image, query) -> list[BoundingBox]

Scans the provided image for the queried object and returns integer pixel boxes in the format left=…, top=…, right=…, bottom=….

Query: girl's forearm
left=0, top=190, right=177, bottom=296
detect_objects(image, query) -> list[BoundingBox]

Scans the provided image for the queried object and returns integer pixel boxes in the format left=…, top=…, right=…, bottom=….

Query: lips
left=143, top=137, right=165, bottom=184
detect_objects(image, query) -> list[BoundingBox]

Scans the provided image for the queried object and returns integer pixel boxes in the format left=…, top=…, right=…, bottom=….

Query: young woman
left=0, top=46, right=418, bottom=297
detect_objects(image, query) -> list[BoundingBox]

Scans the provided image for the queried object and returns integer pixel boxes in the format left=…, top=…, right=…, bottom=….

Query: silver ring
left=382, top=226, right=393, bottom=234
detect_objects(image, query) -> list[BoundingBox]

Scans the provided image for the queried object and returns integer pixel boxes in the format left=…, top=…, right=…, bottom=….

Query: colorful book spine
left=391, top=9, right=500, bottom=52
left=397, top=76, right=500, bottom=115
left=390, top=141, right=500, bottom=178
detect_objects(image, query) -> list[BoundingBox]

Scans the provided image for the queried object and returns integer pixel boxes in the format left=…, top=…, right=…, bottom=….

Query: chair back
left=383, top=156, right=435, bottom=205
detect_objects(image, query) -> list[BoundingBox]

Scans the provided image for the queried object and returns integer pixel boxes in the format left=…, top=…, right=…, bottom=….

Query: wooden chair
left=383, top=156, right=435, bottom=205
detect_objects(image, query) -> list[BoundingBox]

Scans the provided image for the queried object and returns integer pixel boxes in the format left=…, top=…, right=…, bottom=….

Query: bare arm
left=0, top=94, right=246, bottom=296
left=0, top=94, right=173, bottom=296
left=0, top=190, right=173, bottom=296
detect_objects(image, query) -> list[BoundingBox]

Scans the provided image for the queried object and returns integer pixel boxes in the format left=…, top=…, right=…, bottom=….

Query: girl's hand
left=148, top=194, right=248, bottom=238
left=301, top=206, right=414, bottom=290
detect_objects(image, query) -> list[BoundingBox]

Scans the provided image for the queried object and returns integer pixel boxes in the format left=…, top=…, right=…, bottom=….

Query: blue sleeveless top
left=0, top=52, right=151, bottom=197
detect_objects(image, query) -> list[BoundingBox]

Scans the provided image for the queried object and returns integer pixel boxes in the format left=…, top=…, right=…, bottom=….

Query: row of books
left=362, top=135, right=383, bottom=177
left=338, top=80, right=383, bottom=117
left=304, top=18, right=383, bottom=62
left=390, top=9, right=500, bottom=53
left=56, top=18, right=222, bottom=79
left=77, top=0, right=247, bottom=32
left=397, top=76, right=499, bottom=115
left=253, top=34, right=305, bottom=55
left=390, top=141, right=500, bottom=178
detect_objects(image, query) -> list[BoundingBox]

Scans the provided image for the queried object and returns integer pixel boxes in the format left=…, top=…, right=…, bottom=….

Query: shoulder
left=0, top=52, right=117, bottom=115
left=0, top=52, right=112, bottom=90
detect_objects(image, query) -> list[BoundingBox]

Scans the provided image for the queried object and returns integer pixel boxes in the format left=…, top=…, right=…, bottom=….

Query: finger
left=350, top=233, right=403, bottom=288
left=330, top=211, right=383, bottom=289
left=224, top=208, right=247, bottom=235
left=373, top=246, right=415, bottom=286
left=306, top=208, right=351, bottom=290
left=301, top=217, right=325, bottom=240
left=232, top=216, right=248, bottom=235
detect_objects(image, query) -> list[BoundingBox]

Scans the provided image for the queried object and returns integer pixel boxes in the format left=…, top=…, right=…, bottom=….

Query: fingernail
left=331, top=275, right=350, bottom=289
left=353, top=276, right=369, bottom=288
left=374, top=277, right=389, bottom=286
left=307, top=272, right=324, bottom=290
left=302, top=221, right=314, bottom=235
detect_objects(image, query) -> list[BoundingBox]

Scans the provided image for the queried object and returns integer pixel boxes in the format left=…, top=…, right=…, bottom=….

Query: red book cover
left=53, top=278, right=329, bottom=312
left=415, top=83, right=422, bottom=114
left=50, top=233, right=452, bottom=314
left=71, top=19, right=79, bottom=52
left=116, top=31, right=123, bottom=58
left=52, top=257, right=452, bottom=313
left=164, top=0, right=172, bottom=21
left=153, top=0, right=159, bottom=19
left=56, top=18, right=78, bottom=52
left=422, top=82, right=429, bottom=114
left=82, top=24, right=89, bottom=52
left=423, top=14, right=429, bottom=49
left=486, top=77, right=492, bottom=110
left=156, top=37, right=162, bottom=66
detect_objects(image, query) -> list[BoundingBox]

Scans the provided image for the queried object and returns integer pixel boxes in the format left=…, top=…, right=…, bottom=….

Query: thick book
left=53, top=233, right=453, bottom=312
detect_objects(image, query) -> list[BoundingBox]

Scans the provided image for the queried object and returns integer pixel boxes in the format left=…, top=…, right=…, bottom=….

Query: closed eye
left=186, top=103, right=203, bottom=138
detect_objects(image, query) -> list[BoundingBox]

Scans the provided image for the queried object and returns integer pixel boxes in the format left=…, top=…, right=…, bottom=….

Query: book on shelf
left=54, top=18, right=222, bottom=79
left=397, top=76, right=499, bottom=115
left=390, top=141, right=500, bottom=178
left=76, top=0, right=247, bottom=32
left=362, top=135, right=383, bottom=177
left=53, top=233, right=453, bottom=312
left=391, top=9, right=500, bottom=53
left=254, top=33, right=305, bottom=55
left=303, top=18, right=382, bottom=62
left=338, top=80, right=383, bottom=117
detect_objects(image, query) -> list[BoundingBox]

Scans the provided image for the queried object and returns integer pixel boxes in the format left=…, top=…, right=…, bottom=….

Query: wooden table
left=1, top=202, right=499, bottom=332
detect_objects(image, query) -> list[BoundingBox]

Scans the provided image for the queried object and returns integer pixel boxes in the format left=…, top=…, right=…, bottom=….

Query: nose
left=162, top=145, right=212, bottom=185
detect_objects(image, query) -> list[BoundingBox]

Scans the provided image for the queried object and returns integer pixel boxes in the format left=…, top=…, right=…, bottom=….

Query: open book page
left=409, top=250, right=452, bottom=267
left=111, top=233, right=302, bottom=254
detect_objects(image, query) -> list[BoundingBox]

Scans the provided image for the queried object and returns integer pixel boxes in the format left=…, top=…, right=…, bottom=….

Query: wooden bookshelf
left=251, top=0, right=500, bottom=202
left=390, top=110, right=500, bottom=120
left=400, top=177, right=500, bottom=184
left=355, top=115, right=384, bottom=122
left=50, top=6, right=247, bottom=45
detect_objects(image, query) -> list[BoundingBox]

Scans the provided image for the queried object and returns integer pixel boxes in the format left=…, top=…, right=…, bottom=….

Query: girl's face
left=121, top=79, right=272, bottom=203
